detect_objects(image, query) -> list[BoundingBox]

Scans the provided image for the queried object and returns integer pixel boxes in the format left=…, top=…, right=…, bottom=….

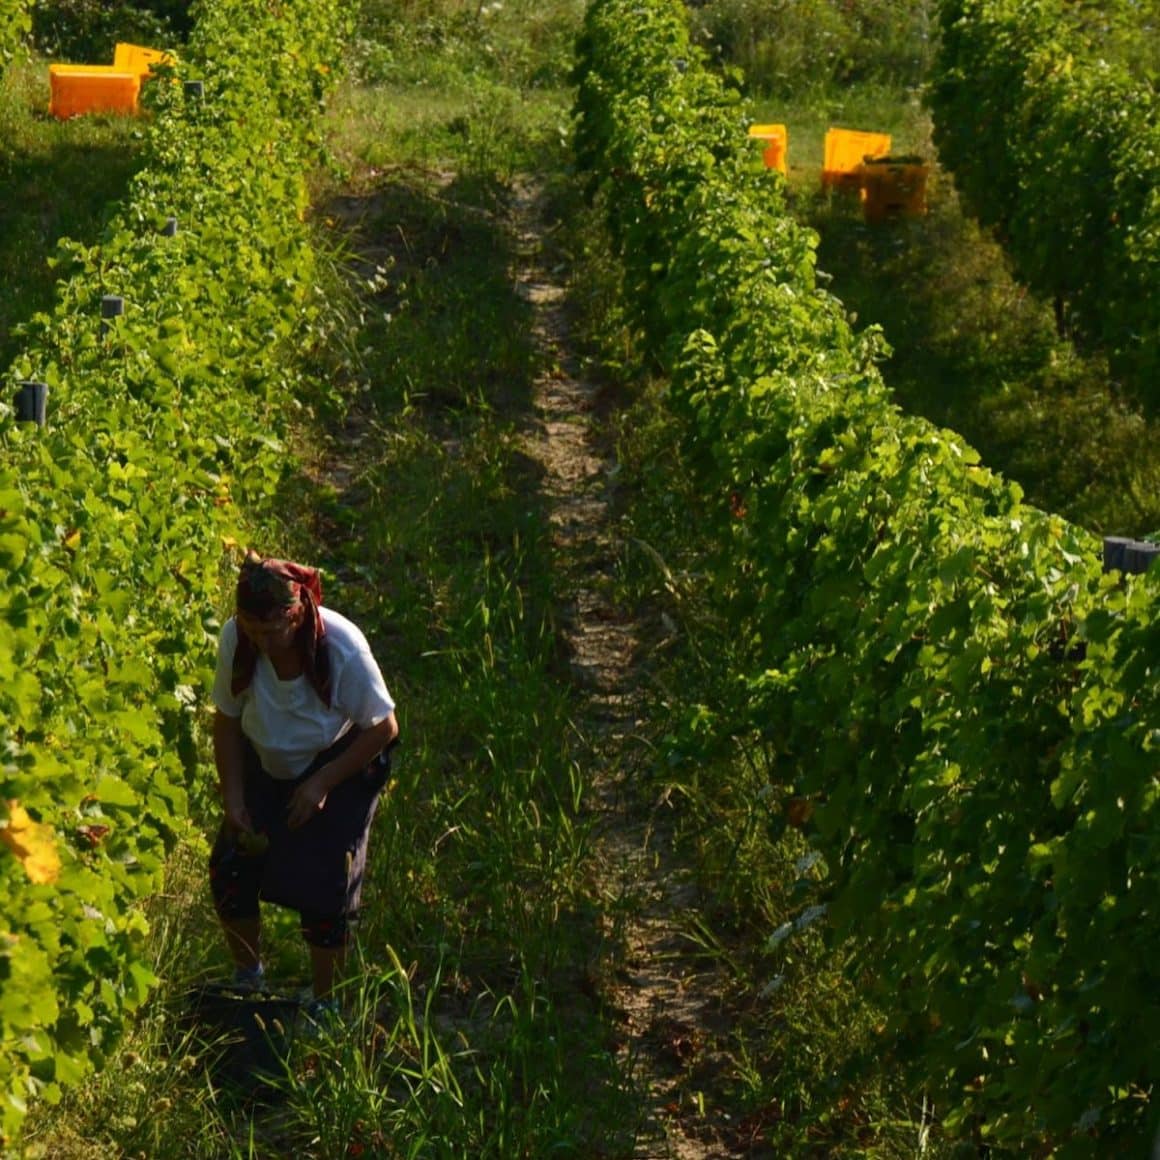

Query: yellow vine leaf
left=1, top=801, right=61, bottom=885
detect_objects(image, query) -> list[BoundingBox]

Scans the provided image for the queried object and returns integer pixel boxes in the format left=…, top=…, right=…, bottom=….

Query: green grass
left=329, top=0, right=580, bottom=180
left=688, top=0, right=933, bottom=104
left=312, top=172, right=542, bottom=416
left=323, top=80, right=571, bottom=181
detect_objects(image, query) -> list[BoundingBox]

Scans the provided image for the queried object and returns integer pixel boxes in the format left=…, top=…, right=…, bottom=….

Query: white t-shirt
left=212, top=607, right=396, bottom=779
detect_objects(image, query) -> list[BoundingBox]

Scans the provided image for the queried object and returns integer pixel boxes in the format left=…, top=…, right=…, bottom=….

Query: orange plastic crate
left=822, top=128, right=892, bottom=191
left=49, top=64, right=140, bottom=119
left=747, top=123, right=788, bottom=175
left=861, top=158, right=929, bottom=223
left=113, top=42, right=173, bottom=78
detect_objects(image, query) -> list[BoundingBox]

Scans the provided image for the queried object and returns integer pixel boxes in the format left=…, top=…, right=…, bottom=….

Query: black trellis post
left=14, top=381, right=48, bottom=426
left=101, top=295, right=125, bottom=339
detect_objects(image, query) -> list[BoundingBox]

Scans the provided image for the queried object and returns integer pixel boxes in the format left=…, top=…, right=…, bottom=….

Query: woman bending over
left=208, top=552, right=398, bottom=1010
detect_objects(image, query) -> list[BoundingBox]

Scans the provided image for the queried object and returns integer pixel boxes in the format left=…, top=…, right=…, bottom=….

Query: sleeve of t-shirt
left=332, top=623, right=395, bottom=729
left=211, top=618, right=244, bottom=718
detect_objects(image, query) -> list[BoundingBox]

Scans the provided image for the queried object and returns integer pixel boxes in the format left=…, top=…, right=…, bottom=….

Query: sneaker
left=230, top=963, right=267, bottom=994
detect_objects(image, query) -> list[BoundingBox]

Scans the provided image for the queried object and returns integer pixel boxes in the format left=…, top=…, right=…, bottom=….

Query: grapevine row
left=574, top=0, right=1160, bottom=1152
left=0, top=0, right=351, bottom=1144
left=0, top=0, right=30, bottom=66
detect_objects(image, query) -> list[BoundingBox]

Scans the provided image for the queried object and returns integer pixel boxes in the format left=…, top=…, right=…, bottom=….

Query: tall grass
left=689, top=0, right=934, bottom=99
left=328, top=0, right=581, bottom=181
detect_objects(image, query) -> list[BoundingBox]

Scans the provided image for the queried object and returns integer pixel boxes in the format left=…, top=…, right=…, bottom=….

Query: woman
left=208, top=552, right=398, bottom=1013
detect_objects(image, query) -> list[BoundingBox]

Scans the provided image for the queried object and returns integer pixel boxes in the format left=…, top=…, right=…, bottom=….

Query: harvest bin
left=822, top=127, right=891, bottom=191
left=49, top=64, right=140, bottom=119
left=748, top=123, right=788, bottom=175
left=113, top=42, right=173, bottom=78
left=860, top=156, right=929, bottom=223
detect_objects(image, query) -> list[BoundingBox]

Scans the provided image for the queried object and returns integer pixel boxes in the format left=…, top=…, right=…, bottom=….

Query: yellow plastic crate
left=113, top=42, right=173, bottom=78
left=747, top=123, right=788, bottom=175
left=48, top=64, right=141, bottom=119
left=822, top=128, right=892, bottom=191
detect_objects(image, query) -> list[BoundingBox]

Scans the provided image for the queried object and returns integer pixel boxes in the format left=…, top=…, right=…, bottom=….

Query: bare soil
left=509, top=179, right=746, bottom=1160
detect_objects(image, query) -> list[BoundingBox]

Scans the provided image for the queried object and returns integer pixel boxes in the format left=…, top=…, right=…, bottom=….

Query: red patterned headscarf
left=231, top=553, right=332, bottom=706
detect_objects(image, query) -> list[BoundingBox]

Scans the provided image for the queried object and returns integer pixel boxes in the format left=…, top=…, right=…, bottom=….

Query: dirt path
left=509, top=180, right=739, bottom=1160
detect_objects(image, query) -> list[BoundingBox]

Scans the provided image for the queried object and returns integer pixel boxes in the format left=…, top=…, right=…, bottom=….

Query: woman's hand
left=225, top=796, right=269, bottom=853
left=224, top=796, right=254, bottom=836
left=287, top=774, right=329, bottom=830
